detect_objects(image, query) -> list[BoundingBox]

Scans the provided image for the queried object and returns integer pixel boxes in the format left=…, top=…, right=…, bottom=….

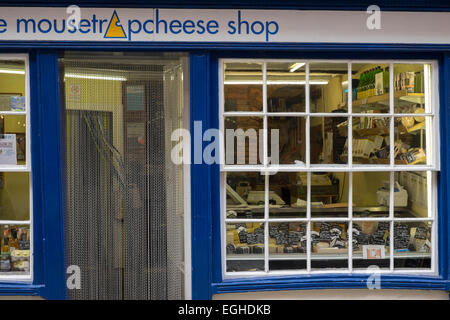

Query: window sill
left=0, top=283, right=43, bottom=296
left=212, top=274, right=450, bottom=295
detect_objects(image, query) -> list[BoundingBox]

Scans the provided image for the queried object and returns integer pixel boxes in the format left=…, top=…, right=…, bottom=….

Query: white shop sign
left=0, top=7, right=450, bottom=43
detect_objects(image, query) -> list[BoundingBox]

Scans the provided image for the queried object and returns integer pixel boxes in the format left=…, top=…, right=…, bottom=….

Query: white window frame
left=0, top=53, right=32, bottom=282
left=219, top=59, right=439, bottom=279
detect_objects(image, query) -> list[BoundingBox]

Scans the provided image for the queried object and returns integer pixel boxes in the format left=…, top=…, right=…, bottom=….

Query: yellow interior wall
left=0, top=72, right=28, bottom=220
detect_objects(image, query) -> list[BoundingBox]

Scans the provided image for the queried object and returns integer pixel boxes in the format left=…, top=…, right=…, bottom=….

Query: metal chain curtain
left=60, top=52, right=186, bottom=300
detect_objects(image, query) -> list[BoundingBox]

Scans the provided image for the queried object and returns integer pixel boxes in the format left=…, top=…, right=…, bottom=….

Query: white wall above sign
left=0, top=7, right=450, bottom=43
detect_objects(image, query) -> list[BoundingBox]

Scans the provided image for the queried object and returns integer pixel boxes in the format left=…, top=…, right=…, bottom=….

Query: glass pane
left=310, top=172, right=348, bottom=218
left=0, top=172, right=29, bottom=220
left=394, top=116, right=428, bottom=165
left=311, top=221, right=348, bottom=269
left=350, top=116, right=390, bottom=165
left=226, top=222, right=265, bottom=272
left=0, top=224, right=30, bottom=275
left=352, top=172, right=390, bottom=218
left=269, top=222, right=307, bottom=271
left=352, top=221, right=390, bottom=269
left=394, top=64, right=430, bottom=114
left=224, top=62, right=263, bottom=112
left=309, top=62, right=348, bottom=113
left=267, top=62, right=305, bottom=112
left=394, top=171, right=430, bottom=218
left=269, top=172, right=306, bottom=218
left=352, top=63, right=390, bottom=113
left=0, top=60, right=26, bottom=112
left=394, top=221, right=431, bottom=269
left=268, top=116, right=305, bottom=165
left=0, top=115, right=26, bottom=165
left=225, top=116, right=263, bottom=165
left=310, top=116, right=347, bottom=164
left=226, top=172, right=265, bottom=219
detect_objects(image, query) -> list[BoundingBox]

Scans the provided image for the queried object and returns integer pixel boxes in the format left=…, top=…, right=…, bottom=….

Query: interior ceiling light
left=0, top=69, right=25, bottom=75
left=224, top=80, right=328, bottom=85
left=64, top=73, right=127, bottom=81
left=289, top=62, right=306, bottom=73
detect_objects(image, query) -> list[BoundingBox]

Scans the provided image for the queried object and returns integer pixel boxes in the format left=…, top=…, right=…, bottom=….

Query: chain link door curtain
left=60, top=52, right=187, bottom=300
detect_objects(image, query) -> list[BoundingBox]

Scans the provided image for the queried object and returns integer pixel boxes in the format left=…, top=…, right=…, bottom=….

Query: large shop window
left=220, top=60, right=439, bottom=276
left=0, top=54, right=31, bottom=280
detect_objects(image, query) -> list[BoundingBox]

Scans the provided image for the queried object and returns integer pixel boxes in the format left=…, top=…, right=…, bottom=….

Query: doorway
left=59, top=52, right=189, bottom=300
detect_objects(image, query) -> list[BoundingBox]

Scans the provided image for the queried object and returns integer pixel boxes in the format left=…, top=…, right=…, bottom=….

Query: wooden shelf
left=350, top=90, right=424, bottom=108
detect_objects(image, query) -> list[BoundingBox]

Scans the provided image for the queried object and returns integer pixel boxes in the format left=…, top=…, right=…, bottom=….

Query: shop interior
left=224, top=61, right=432, bottom=271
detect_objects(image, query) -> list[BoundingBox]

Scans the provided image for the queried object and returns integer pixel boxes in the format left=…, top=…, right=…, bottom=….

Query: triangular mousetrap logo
left=104, top=10, right=127, bottom=39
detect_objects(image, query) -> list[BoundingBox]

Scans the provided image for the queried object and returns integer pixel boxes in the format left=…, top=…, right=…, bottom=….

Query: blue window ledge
left=212, top=275, right=450, bottom=295
left=0, top=283, right=44, bottom=296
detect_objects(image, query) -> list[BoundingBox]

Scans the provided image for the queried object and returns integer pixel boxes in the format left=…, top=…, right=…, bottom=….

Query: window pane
left=352, top=63, right=390, bottom=113
left=394, top=64, right=430, bottom=114
left=309, top=62, right=348, bottom=113
left=268, top=116, right=305, bottom=165
left=226, top=222, right=265, bottom=272
left=269, top=172, right=306, bottom=218
left=226, top=172, right=265, bottom=219
left=352, top=172, right=390, bottom=218
left=0, top=224, right=30, bottom=275
left=394, top=171, right=430, bottom=218
left=0, top=115, right=26, bottom=165
left=269, top=222, right=307, bottom=270
left=310, top=116, right=347, bottom=164
left=311, top=221, right=348, bottom=269
left=311, top=172, right=348, bottom=218
left=350, top=116, right=390, bottom=165
left=0, top=60, right=26, bottom=112
left=224, top=116, right=263, bottom=165
left=267, top=62, right=305, bottom=112
left=0, top=172, right=29, bottom=220
left=352, top=221, right=390, bottom=269
left=224, top=62, right=263, bottom=112
left=394, top=116, right=428, bottom=165
left=394, top=221, right=431, bottom=269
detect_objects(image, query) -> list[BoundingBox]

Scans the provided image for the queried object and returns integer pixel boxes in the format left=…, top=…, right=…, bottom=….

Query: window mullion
left=306, top=171, right=311, bottom=272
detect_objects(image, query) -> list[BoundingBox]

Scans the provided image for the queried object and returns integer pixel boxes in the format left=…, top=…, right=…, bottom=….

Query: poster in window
left=126, top=85, right=145, bottom=111
left=0, top=134, right=17, bottom=165
left=0, top=93, right=23, bottom=111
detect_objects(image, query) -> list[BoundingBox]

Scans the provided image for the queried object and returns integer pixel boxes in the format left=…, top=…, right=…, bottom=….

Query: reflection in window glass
left=0, top=60, right=26, bottom=112
left=269, top=222, right=307, bottom=270
left=0, top=224, right=30, bottom=274
left=224, top=116, right=263, bottom=165
left=394, top=116, right=428, bottom=165
left=352, top=172, right=390, bottom=217
left=0, top=115, right=26, bottom=165
left=268, top=117, right=305, bottom=165
left=350, top=116, right=390, bottom=164
left=310, top=116, right=347, bottom=164
left=226, top=222, right=265, bottom=272
left=309, top=63, right=348, bottom=113
left=0, top=172, right=29, bottom=221
left=352, top=63, right=390, bottom=113
left=224, top=62, right=262, bottom=112
left=394, top=221, right=431, bottom=269
left=394, top=172, right=429, bottom=218
left=226, top=172, right=265, bottom=219
left=311, top=221, right=348, bottom=269
left=394, top=64, right=430, bottom=114
left=267, top=62, right=305, bottom=112
left=352, top=221, right=390, bottom=269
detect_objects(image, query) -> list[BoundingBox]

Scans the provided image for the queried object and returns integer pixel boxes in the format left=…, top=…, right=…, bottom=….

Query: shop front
left=0, top=1, right=449, bottom=300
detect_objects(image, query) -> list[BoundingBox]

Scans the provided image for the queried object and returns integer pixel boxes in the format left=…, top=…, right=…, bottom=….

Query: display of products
left=0, top=225, right=30, bottom=273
